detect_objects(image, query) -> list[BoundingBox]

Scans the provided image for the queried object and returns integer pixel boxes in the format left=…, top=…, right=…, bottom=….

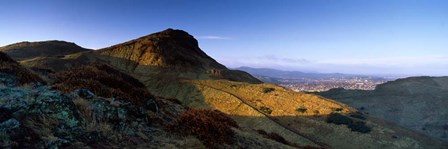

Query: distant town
left=236, top=66, right=400, bottom=92
left=257, top=76, right=390, bottom=92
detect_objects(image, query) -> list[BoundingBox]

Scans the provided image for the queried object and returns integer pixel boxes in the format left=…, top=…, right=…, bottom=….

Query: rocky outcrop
left=99, top=29, right=225, bottom=69
left=0, top=83, right=188, bottom=148
left=97, top=29, right=262, bottom=84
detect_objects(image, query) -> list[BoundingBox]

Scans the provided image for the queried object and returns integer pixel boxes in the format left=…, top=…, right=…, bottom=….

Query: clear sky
left=1, top=0, right=447, bottom=75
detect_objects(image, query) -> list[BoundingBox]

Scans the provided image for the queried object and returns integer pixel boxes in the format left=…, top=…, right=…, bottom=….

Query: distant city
left=236, top=66, right=396, bottom=92
left=267, top=77, right=388, bottom=92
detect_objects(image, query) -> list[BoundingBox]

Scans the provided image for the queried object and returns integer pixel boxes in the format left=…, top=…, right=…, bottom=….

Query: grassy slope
left=143, top=78, right=447, bottom=149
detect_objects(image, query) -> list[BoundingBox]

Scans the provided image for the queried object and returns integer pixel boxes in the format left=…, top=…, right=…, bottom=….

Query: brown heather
left=0, top=52, right=44, bottom=85
left=169, top=109, right=238, bottom=147
left=52, top=63, right=154, bottom=105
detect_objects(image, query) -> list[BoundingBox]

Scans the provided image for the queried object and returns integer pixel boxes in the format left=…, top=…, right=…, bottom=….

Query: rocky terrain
left=1, top=29, right=447, bottom=148
left=0, top=53, right=293, bottom=148
left=316, top=76, right=448, bottom=142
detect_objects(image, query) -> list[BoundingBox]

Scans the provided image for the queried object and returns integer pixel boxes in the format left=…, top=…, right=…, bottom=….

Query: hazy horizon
left=1, top=0, right=447, bottom=76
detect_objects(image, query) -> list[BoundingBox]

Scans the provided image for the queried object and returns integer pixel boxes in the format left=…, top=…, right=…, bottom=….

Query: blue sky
left=1, top=0, right=447, bottom=75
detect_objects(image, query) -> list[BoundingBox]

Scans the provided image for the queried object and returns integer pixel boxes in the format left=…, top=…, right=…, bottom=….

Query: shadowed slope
left=315, top=76, right=448, bottom=142
left=52, top=64, right=154, bottom=105
left=0, top=52, right=44, bottom=85
left=0, top=40, right=91, bottom=61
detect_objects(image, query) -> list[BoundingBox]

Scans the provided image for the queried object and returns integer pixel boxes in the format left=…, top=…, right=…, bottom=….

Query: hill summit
left=96, top=28, right=261, bottom=83
left=99, top=28, right=226, bottom=69
left=0, top=40, right=90, bottom=61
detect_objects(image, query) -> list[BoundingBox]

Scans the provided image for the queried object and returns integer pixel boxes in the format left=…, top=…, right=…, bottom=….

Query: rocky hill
left=99, top=29, right=225, bottom=69
left=1, top=29, right=447, bottom=148
left=315, top=76, right=448, bottom=142
left=96, top=29, right=261, bottom=84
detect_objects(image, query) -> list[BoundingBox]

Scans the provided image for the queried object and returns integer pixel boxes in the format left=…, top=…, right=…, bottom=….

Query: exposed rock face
left=99, top=29, right=225, bottom=69
left=0, top=40, right=90, bottom=61
left=316, top=76, right=448, bottom=142
left=0, top=84, right=189, bottom=148
left=97, top=29, right=262, bottom=84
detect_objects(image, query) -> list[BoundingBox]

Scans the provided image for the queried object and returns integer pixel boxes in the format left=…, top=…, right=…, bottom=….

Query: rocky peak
left=98, top=29, right=226, bottom=69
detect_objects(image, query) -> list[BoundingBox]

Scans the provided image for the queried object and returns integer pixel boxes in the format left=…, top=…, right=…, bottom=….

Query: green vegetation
left=262, top=87, right=275, bottom=93
left=260, top=106, right=273, bottom=114
left=327, top=113, right=371, bottom=133
left=296, top=106, right=308, bottom=113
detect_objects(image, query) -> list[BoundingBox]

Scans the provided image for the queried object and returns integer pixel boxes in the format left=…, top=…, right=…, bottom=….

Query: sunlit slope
left=144, top=79, right=447, bottom=149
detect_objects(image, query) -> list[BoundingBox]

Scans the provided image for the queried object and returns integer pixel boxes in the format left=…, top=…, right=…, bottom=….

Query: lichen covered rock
left=0, top=84, right=184, bottom=148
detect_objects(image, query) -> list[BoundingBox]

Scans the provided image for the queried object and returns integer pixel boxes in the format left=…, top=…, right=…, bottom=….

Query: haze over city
left=1, top=0, right=447, bottom=75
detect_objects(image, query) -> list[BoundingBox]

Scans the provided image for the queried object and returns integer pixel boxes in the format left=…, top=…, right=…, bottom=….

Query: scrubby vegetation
left=334, top=108, right=343, bottom=112
left=169, top=109, right=238, bottom=147
left=327, top=113, right=371, bottom=133
left=296, top=106, right=308, bottom=113
left=262, top=87, right=275, bottom=93
left=327, top=113, right=353, bottom=125
left=0, top=52, right=44, bottom=85
left=260, top=106, right=273, bottom=114
left=348, top=121, right=371, bottom=133
left=350, top=112, right=367, bottom=120
left=52, top=64, right=154, bottom=105
left=256, top=129, right=290, bottom=145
